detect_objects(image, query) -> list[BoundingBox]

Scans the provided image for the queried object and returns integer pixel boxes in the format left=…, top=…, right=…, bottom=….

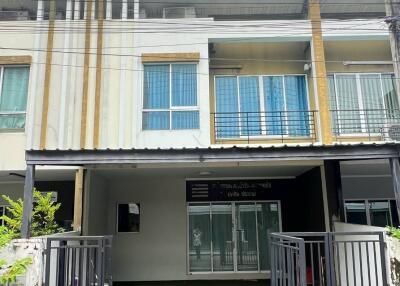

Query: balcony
left=212, top=110, right=318, bottom=144
left=331, top=109, right=400, bottom=142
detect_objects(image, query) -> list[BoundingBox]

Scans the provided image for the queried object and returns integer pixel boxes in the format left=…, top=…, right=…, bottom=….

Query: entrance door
left=188, top=201, right=281, bottom=273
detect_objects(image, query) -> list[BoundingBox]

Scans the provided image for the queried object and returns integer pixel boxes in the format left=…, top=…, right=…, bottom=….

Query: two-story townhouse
left=0, top=0, right=400, bottom=285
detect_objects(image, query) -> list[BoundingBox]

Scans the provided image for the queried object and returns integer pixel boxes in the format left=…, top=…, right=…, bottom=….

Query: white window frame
left=213, top=74, right=311, bottom=140
left=344, top=199, right=394, bottom=226
left=186, top=200, right=282, bottom=274
left=0, top=65, right=30, bottom=132
left=141, top=62, right=200, bottom=131
left=330, top=73, right=396, bottom=137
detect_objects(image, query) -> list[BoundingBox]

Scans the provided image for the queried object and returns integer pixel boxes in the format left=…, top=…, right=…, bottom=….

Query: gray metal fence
left=270, top=232, right=387, bottom=286
left=43, top=236, right=112, bottom=286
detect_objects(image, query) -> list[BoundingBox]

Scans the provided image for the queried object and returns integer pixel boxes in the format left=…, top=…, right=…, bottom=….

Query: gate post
left=378, top=232, right=388, bottom=286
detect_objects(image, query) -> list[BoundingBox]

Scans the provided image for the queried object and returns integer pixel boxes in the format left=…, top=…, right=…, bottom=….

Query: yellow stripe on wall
left=80, top=0, right=93, bottom=149
left=93, top=0, right=104, bottom=149
left=309, top=0, right=333, bottom=144
left=39, top=0, right=56, bottom=150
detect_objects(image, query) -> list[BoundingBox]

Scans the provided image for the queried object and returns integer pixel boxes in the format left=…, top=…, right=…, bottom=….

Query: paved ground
left=114, top=280, right=269, bottom=286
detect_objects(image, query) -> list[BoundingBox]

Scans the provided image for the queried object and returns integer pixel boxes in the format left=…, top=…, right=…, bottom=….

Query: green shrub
left=388, top=226, right=400, bottom=240
left=0, top=190, right=64, bottom=283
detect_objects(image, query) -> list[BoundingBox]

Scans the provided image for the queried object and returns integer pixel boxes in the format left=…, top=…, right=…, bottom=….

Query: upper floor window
left=0, top=66, right=30, bottom=130
left=214, top=75, right=311, bottom=139
left=328, top=73, right=400, bottom=135
left=142, top=63, right=199, bottom=130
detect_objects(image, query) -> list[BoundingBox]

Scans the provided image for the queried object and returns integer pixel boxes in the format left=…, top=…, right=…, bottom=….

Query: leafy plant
left=388, top=226, right=400, bottom=240
left=0, top=190, right=64, bottom=283
left=0, top=257, right=33, bottom=284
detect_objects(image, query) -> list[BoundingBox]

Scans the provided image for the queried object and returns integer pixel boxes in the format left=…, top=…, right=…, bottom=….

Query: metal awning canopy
left=26, top=144, right=400, bottom=166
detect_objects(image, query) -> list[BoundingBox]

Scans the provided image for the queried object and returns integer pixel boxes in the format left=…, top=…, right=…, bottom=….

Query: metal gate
left=43, top=236, right=112, bottom=286
left=270, top=232, right=387, bottom=286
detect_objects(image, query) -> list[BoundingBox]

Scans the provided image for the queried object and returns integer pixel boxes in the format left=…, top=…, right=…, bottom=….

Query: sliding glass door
left=188, top=201, right=281, bottom=273
left=215, top=75, right=310, bottom=139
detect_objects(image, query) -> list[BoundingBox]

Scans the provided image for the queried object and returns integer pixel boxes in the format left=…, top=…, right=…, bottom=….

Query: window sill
left=0, top=128, right=25, bottom=134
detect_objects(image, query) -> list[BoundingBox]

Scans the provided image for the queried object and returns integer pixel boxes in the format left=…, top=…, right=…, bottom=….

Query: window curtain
left=171, top=64, right=197, bottom=107
left=263, top=76, right=284, bottom=135
left=359, top=74, right=384, bottom=133
left=284, top=76, right=309, bottom=136
left=238, top=76, right=261, bottom=136
left=0, top=67, right=29, bottom=129
left=382, top=74, right=400, bottom=120
left=335, top=74, right=361, bottom=134
left=172, top=111, right=199, bottom=130
left=143, top=65, right=170, bottom=130
left=215, top=76, right=239, bottom=138
left=327, top=75, right=339, bottom=135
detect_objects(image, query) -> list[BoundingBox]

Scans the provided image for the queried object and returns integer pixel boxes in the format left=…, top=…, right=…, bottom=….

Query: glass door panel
left=257, top=202, right=280, bottom=270
left=211, top=203, right=234, bottom=271
left=235, top=203, right=258, bottom=271
left=188, top=204, right=211, bottom=272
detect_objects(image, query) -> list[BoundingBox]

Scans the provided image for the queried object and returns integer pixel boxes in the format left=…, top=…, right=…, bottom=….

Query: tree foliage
left=0, top=189, right=64, bottom=283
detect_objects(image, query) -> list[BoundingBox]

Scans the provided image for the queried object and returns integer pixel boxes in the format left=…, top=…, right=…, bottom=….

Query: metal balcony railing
left=211, top=111, right=318, bottom=144
left=331, top=109, right=400, bottom=141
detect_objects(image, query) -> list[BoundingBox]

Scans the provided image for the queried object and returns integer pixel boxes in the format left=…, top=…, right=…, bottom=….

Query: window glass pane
left=189, top=204, right=211, bottom=272
left=0, top=67, right=29, bottom=129
left=211, top=203, right=234, bottom=272
left=345, top=201, right=367, bottom=225
left=236, top=203, right=258, bottom=271
left=239, top=76, right=261, bottom=136
left=284, top=76, right=309, bottom=136
left=142, top=111, right=169, bottom=130
left=171, top=64, right=197, bottom=107
left=359, top=74, right=384, bottom=133
left=369, top=201, right=391, bottom=227
left=382, top=74, right=400, bottom=119
left=263, top=76, right=285, bottom=135
left=257, top=202, right=280, bottom=270
left=215, top=76, right=239, bottom=138
left=171, top=111, right=199, bottom=130
left=143, top=65, right=170, bottom=109
left=117, top=203, right=140, bottom=232
left=335, top=75, right=361, bottom=134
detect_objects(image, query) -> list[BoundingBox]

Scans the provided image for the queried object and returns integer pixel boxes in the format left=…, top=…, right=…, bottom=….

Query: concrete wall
left=83, top=171, right=109, bottom=236
left=0, top=182, right=24, bottom=204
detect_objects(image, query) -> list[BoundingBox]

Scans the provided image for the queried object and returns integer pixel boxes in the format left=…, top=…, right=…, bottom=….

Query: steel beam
left=21, top=164, right=35, bottom=239
left=26, top=145, right=400, bottom=166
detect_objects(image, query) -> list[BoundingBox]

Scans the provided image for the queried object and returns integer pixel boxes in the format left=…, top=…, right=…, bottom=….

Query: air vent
left=163, top=7, right=196, bottom=19
left=0, top=10, right=29, bottom=21
left=382, top=124, right=400, bottom=141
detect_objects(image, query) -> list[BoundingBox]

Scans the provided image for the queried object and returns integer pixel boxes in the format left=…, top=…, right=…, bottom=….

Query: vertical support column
left=389, top=158, right=400, bottom=221
left=309, top=0, right=333, bottom=145
left=134, top=0, right=140, bottom=19
left=106, top=0, right=112, bottom=20
left=37, top=0, right=44, bottom=20
left=74, top=0, right=80, bottom=20
left=73, top=168, right=84, bottom=232
left=323, top=160, right=345, bottom=228
left=121, top=0, right=128, bottom=19
left=21, top=165, right=35, bottom=239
